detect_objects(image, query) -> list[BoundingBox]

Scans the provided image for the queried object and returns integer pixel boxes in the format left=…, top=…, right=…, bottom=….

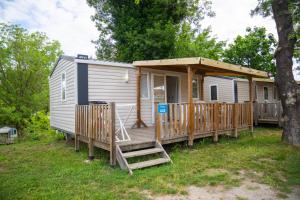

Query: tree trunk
left=272, top=0, right=300, bottom=146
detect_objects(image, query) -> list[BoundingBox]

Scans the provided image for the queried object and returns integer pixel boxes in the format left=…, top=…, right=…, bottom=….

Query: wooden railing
left=253, top=102, right=282, bottom=126
left=155, top=102, right=252, bottom=142
left=75, top=103, right=116, bottom=165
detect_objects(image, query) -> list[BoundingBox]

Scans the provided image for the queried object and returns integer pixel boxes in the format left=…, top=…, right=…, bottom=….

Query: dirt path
left=148, top=183, right=300, bottom=200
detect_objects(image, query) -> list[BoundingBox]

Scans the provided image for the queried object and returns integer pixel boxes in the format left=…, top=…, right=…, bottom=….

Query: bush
left=24, top=111, right=64, bottom=141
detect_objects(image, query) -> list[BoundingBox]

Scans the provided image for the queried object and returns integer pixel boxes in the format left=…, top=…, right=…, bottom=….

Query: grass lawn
left=0, top=127, right=300, bottom=199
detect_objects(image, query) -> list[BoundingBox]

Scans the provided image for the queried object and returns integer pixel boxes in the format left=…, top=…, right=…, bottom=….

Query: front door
left=166, top=76, right=179, bottom=103
left=152, top=74, right=166, bottom=122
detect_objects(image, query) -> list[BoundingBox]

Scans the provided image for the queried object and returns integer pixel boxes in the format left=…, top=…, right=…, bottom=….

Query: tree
left=252, top=0, right=300, bottom=146
left=173, top=23, right=225, bottom=59
left=223, top=27, right=277, bottom=74
left=87, top=0, right=214, bottom=62
left=0, top=23, right=62, bottom=129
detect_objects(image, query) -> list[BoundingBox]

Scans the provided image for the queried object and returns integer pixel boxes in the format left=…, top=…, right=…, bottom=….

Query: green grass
left=0, top=127, right=300, bottom=199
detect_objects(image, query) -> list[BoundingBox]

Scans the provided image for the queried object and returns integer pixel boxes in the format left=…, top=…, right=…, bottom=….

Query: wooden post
left=232, top=103, right=238, bottom=138
left=248, top=77, right=254, bottom=133
left=155, top=104, right=161, bottom=142
left=110, top=102, right=116, bottom=166
left=187, top=66, right=195, bottom=146
left=88, top=105, right=94, bottom=160
left=136, top=66, right=141, bottom=128
left=133, top=66, right=147, bottom=128
left=88, top=138, right=94, bottom=160
left=75, top=105, right=80, bottom=151
left=213, top=103, right=219, bottom=142
left=200, top=74, right=205, bottom=101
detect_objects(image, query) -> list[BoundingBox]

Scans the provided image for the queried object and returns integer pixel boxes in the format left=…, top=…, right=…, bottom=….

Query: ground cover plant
left=0, top=127, right=299, bottom=199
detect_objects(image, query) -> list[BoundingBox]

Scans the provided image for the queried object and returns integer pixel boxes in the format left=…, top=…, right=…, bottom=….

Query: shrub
left=24, top=111, right=64, bottom=141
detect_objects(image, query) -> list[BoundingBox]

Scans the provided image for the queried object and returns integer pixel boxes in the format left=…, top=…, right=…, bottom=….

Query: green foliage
left=0, top=128, right=300, bottom=199
left=223, top=27, right=277, bottom=74
left=173, top=23, right=225, bottom=59
left=251, top=0, right=300, bottom=63
left=24, top=111, right=64, bottom=141
left=87, top=0, right=214, bottom=62
left=0, top=23, right=62, bottom=129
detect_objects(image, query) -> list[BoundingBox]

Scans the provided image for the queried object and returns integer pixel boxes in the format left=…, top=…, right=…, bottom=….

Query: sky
left=0, top=0, right=299, bottom=79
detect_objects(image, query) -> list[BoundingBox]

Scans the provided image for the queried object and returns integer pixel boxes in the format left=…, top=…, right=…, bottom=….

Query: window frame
left=209, top=84, right=218, bottom=101
left=263, top=86, right=269, bottom=100
left=61, top=71, right=67, bottom=102
left=192, top=77, right=199, bottom=99
left=141, top=72, right=150, bottom=100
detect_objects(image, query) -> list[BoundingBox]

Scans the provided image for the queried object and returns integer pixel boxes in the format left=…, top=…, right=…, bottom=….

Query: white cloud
left=0, top=0, right=98, bottom=57
left=0, top=0, right=299, bottom=80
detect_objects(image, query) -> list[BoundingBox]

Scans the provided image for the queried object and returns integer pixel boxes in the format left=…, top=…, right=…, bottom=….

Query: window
left=210, top=85, right=218, bottom=101
left=141, top=73, right=149, bottom=99
left=264, top=86, right=268, bottom=100
left=61, top=72, right=66, bottom=101
left=192, top=78, right=199, bottom=98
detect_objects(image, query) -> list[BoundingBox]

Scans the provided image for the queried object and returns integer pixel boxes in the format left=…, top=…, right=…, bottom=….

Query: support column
left=88, top=138, right=94, bottom=160
left=200, top=74, right=205, bottom=101
left=134, top=66, right=147, bottom=128
left=110, top=102, right=116, bottom=166
left=136, top=66, right=141, bottom=128
left=248, top=76, right=254, bottom=133
left=187, top=66, right=195, bottom=146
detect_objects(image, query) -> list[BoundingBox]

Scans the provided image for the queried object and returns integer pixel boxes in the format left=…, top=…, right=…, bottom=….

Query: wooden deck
left=75, top=102, right=252, bottom=167
left=118, top=127, right=156, bottom=151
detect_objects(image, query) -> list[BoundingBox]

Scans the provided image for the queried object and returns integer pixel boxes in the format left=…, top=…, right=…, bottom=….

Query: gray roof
left=50, top=55, right=133, bottom=78
left=50, top=55, right=75, bottom=77
left=0, top=126, right=15, bottom=134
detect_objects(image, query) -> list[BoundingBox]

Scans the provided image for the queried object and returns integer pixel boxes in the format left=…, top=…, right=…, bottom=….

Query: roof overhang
left=133, top=57, right=269, bottom=78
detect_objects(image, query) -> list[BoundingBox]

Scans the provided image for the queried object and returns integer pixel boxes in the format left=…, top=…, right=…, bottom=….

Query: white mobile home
left=50, top=56, right=269, bottom=173
left=50, top=55, right=272, bottom=135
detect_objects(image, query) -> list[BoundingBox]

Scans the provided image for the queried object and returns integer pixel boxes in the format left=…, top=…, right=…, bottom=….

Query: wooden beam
left=248, top=76, right=254, bottom=133
left=187, top=66, right=195, bottom=146
left=200, top=75, right=205, bottom=101
left=204, top=72, right=245, bottom=77
left=132, top=66, right=148, bottom=128
left=133, top=57, right=268, bottom=78
left=133, top=57, right=201, bottom=67
left=136, top=66, right=141, bottom=128
left=200, top=58, right=268, bottom=78
left=110, top=102, right=116, bottom=166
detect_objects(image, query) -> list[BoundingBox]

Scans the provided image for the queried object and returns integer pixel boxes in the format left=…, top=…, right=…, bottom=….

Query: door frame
left=151, top=73, right=181, bottom=123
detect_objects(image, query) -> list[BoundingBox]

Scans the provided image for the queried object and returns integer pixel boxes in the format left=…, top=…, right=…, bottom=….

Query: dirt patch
left=145, top=170, right=300, bottom=200
left=147, top=181, right=278, bottom=200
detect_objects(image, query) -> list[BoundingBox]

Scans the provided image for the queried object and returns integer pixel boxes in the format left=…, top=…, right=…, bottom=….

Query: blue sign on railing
left=158, top=103, right=168, bottom=114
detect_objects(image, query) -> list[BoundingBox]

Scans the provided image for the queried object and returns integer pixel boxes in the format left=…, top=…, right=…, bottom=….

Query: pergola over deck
left=133, top=57, right=269, bottom=145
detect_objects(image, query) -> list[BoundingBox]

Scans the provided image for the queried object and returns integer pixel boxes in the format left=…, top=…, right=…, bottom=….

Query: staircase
left=116, top=141, right=172, bottom=175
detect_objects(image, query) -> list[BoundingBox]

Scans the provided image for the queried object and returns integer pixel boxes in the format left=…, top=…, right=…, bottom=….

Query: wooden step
left=123, top=148, right=163, bottom=158
left=128, top=158, right=170, bottom=170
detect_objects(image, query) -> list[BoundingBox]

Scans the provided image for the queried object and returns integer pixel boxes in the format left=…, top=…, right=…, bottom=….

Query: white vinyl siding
left=88, top=65, right=141, bottom=128
left=237, top=80, right=250, bottom=102
left=50, top=59, right=76, bottom=133
left=203, top=77, right=234, bottom=103
left=255, top=82, right=275, bottom=103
